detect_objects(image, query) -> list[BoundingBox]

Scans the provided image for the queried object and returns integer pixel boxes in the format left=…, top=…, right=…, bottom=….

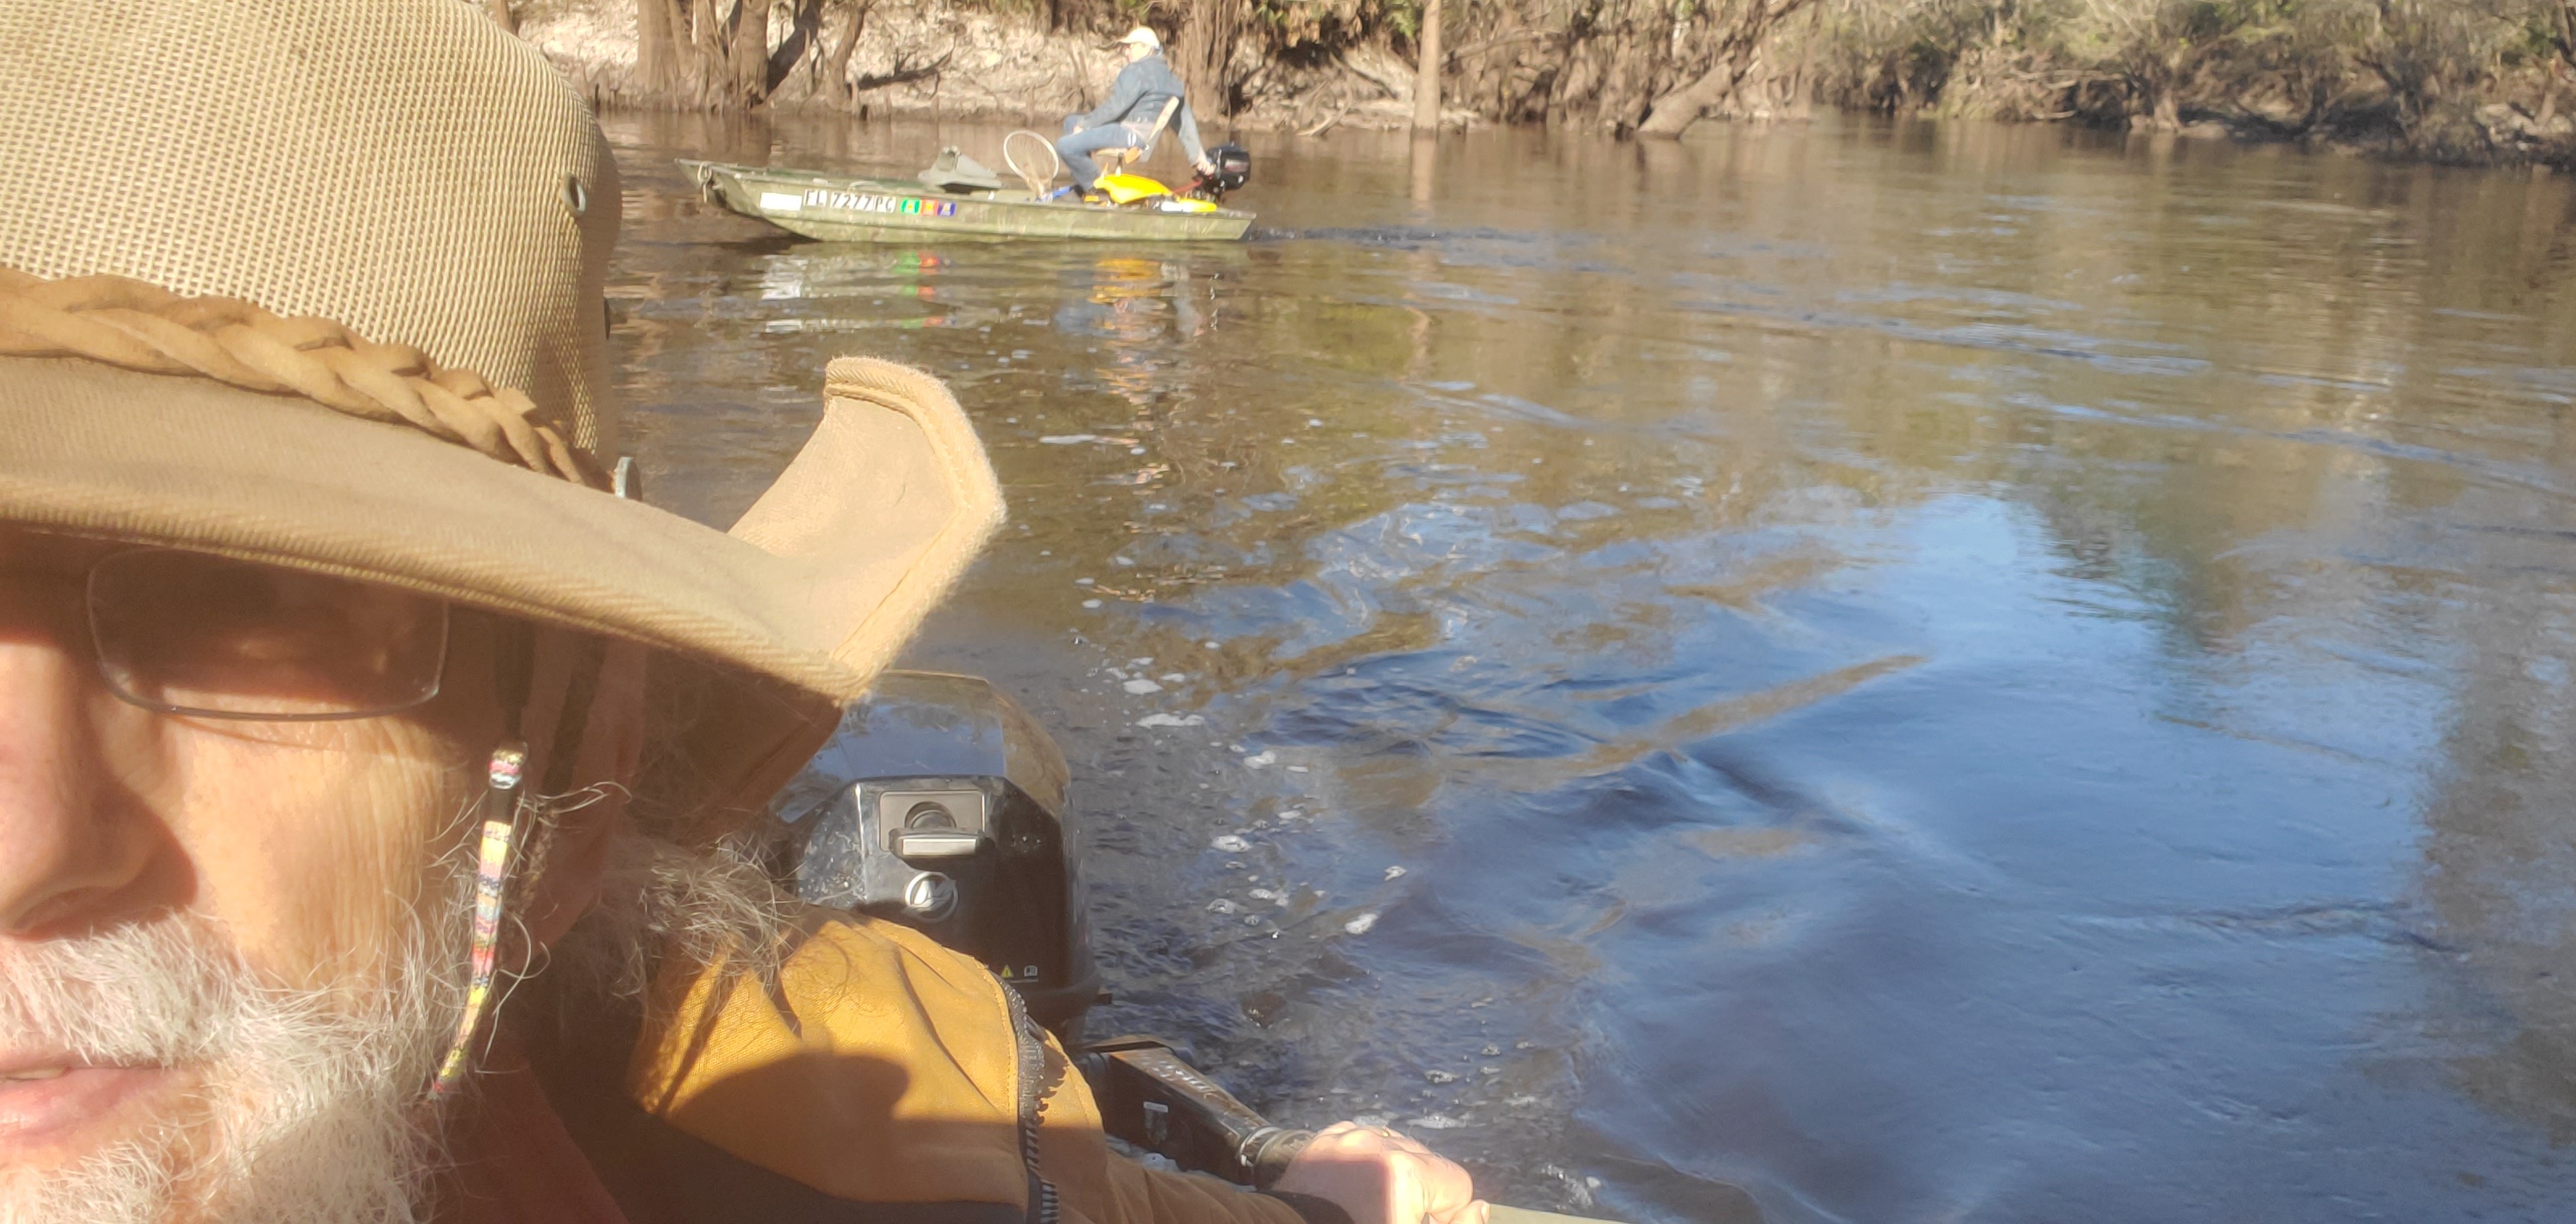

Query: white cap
left=1116, top=26, right=1160, bottom=50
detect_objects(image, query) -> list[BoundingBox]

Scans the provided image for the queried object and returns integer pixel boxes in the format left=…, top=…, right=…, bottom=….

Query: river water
left=601, top=112, right=2576, bottom=1223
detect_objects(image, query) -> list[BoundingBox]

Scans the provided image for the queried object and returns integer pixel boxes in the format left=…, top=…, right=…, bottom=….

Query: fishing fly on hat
left=0, top=0, right=1003, bottom=1094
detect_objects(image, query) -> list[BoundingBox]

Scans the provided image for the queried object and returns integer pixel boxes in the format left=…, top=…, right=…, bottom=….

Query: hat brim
left=0, top=354, right=1004, bottom=818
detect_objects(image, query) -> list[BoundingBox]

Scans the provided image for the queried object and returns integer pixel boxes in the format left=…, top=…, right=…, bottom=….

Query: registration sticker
left=800, top=189, right=958, bottom=218
left=758, top=191, right=803, bottom=212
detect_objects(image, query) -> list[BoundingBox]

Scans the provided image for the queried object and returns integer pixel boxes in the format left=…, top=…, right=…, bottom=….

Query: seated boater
left=1055, top=26, right=1217, bottom=195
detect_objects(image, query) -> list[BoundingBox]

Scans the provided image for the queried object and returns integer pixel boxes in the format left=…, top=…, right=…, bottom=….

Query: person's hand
left=1270, top=1121, right=1488, bottom=1224
left=1195, top=159, right=1217, bottom=176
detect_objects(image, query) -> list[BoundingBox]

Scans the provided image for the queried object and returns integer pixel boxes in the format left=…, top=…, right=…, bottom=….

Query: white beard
left=0, top=903, right=465, bottom=1224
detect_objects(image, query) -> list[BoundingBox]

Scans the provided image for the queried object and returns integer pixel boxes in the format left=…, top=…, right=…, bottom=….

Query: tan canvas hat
left=0, top=0, right=1003, bottom=828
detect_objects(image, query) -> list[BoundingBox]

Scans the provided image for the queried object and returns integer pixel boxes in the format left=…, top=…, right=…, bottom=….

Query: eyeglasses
left=83, top=549, right=452, bottom=722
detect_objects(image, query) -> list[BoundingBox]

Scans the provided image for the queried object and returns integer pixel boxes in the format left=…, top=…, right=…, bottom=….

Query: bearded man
left=0, top=3, right=1483, bottom=1223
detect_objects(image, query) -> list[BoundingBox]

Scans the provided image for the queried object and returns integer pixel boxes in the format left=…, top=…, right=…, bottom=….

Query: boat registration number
left=802, top=189, right=958, bottom=218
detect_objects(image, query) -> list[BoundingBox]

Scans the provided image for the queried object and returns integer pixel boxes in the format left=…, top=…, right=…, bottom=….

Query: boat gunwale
left=682, top=159, right=1257, bottom=227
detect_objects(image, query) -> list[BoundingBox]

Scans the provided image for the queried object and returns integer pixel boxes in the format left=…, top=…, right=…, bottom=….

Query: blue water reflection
left=608, top=113, right=2576, bottom=1223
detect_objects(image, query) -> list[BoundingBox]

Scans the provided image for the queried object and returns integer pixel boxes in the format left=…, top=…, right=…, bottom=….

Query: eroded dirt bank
left=515, top=2, right=2576, bottom=182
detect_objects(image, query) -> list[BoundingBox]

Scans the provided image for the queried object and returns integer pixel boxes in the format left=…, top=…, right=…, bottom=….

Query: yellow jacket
left=618, top=906, right=1307, bottom=1224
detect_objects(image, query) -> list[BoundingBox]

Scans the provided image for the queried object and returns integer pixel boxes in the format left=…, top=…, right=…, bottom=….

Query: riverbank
left=521, top=1, right=1477, bottom=134
left=1801, top=0, right=2576, bottom=169
left=515, top=0, right=2576, bottom=166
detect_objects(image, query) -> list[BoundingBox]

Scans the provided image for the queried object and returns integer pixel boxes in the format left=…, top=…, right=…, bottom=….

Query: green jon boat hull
left=681, top=159, right=1254, bottom=243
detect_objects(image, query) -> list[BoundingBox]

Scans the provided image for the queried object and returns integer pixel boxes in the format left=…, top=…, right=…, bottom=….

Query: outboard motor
left=1189, top=143, right=1252, bottom=202
left=778, top=670, right=1101, bottom=1042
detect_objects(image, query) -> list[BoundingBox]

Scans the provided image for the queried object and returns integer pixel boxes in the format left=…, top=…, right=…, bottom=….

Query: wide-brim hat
left=0, top=1, right=1002, bottom=830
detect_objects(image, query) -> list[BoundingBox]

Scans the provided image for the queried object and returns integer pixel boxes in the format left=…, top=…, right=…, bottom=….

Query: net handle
left=1004, top=130, right=1061, bottom=197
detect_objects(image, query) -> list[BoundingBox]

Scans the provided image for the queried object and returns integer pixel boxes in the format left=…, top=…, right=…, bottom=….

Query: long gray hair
left=537, top=819, right=792, bottom=1009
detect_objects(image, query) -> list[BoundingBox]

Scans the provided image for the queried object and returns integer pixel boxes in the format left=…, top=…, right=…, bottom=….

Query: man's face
left=0, top=525, right=497, bottom=1219
left=1125, top=40, right=1152, bottom=62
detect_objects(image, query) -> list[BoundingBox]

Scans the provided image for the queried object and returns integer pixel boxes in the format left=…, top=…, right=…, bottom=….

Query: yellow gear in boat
left=1091, top=174, right=1222, bottom=213
left=1092, top=172, right=1171, bottom=204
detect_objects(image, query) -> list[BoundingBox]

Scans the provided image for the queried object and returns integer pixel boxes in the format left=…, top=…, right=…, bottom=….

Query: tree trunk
left=634, top=0, right=815, bottom=110
left=727, top=0, right=772, bottom=105
left=1787, top=7, right=1817, bottom=120
left=1413, top=0, right=1443, bottom=131
left=769, top=0, right=826, bottom=95
left=1046, top=0, right=1107, bottom=36
left=638, top=0, right=683, bottom=98
left=1176, top=0, right=1241, bottom=119
left=1636, top=51, right=1743, bottom=136
left=639, top=0, right=731, bottom=105
left=688, top=0, right=729, bottom=101
left=2150, top=80, right=2181, bottom=130
left=817, top=1, right=868, bottom=107
left=1636, top=0, right=1814, bottom=138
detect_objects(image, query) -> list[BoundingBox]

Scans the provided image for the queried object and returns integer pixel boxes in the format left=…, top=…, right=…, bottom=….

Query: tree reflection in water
left=602, top=110, right=2576, bottom=1223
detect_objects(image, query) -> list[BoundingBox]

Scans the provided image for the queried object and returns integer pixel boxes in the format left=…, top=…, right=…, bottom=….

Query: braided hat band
left=0, top=268, right=601, bottom=488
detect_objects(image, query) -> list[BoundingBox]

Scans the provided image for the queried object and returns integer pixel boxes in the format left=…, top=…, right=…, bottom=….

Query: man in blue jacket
left=1057, top=26, right=1214, bottom=195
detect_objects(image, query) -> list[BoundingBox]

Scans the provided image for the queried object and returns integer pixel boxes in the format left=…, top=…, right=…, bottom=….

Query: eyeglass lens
left=86, top=550, right=450, bottom=721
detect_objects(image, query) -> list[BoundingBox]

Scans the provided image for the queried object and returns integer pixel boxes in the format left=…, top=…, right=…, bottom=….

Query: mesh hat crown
left=2, top=0, right=619, bottom=451
left=0, top=0, right=1004, bottom=823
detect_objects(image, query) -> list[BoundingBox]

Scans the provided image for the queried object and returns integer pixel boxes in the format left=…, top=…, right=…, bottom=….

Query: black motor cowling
left=1190, top=143, right=1251, bottom=200
left=778, top=671, right=1100, bottom=1042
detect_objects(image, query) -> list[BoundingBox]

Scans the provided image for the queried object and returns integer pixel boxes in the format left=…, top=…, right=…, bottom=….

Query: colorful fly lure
left=428, top=740, right=529, bottom=1102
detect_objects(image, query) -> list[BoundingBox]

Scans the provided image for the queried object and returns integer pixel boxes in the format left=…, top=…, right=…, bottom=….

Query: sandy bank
left=521, top=2, right=1476, bottom=135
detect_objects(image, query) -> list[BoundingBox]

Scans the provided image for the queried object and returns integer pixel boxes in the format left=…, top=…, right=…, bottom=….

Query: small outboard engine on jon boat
left=775, top=670, right=1101, bottom=1043
left=1189, top=143, right=1252, bottom=203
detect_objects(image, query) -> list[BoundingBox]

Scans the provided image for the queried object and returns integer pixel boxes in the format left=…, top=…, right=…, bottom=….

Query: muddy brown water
left=602, top=111, right=2576, bottom=1223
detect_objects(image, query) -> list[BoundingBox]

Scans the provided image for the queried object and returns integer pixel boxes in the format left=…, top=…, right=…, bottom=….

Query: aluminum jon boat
left=680, top=159, right=1255, bottom=243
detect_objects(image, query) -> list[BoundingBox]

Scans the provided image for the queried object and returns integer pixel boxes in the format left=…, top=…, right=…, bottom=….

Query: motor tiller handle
left=1078, top=1037, right=1621, bottom=1222
left=1244, top=1132, right=1612, bottom=1224
left=1486, top=1208, right=1612, bottom=1224
left=1243, top=1126, right=1310, bottom=1189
